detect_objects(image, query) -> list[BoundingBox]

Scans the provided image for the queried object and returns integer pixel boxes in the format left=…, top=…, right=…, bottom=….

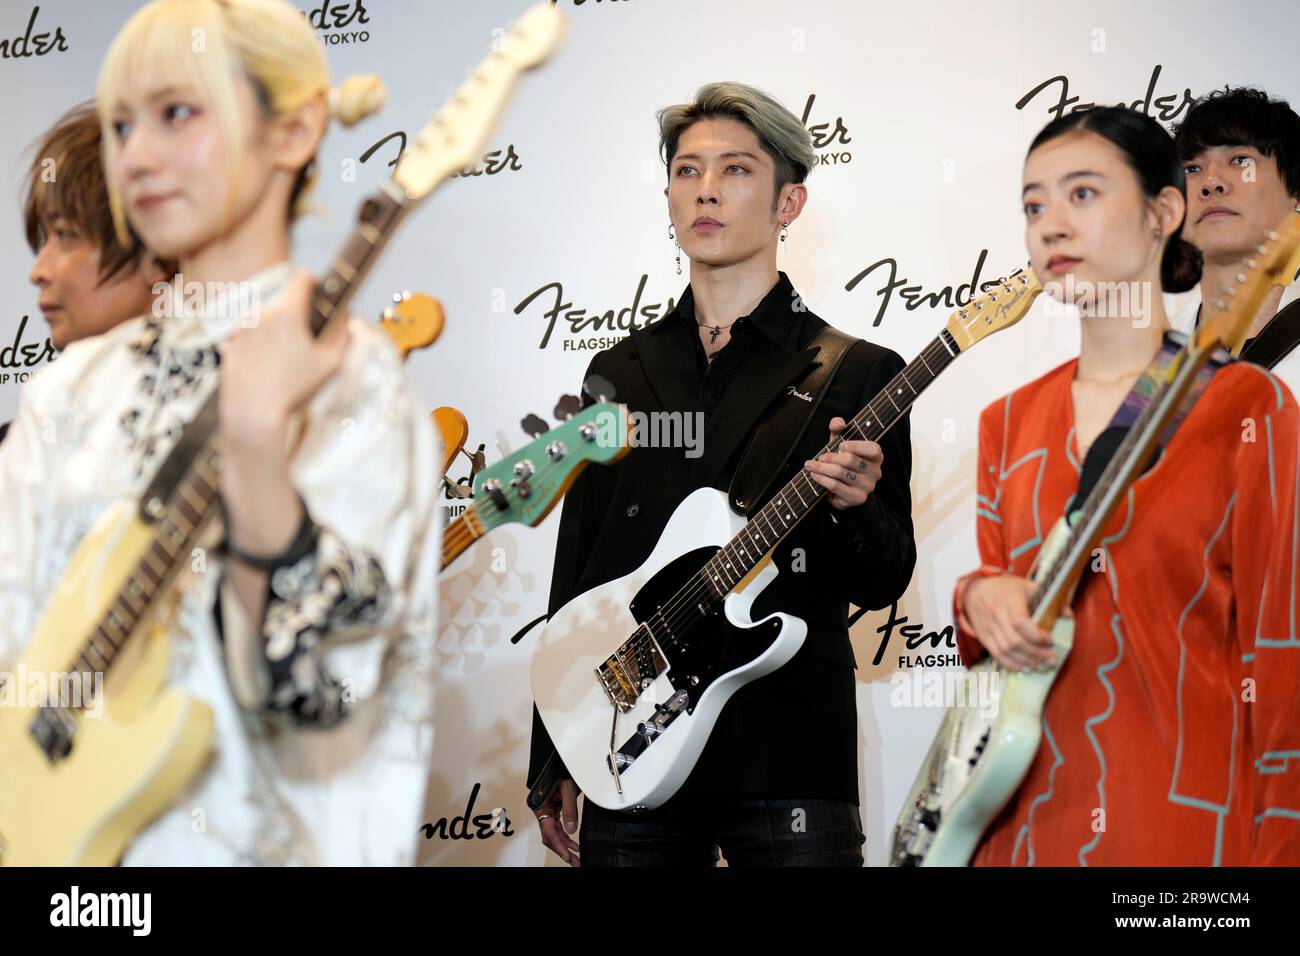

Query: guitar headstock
left=1199, top=210, right=1300, bottom=356
left=472, top=402, right=631, bottom=530
left=944, top=265, right=1042, bottom=351
left=380, top=290, right=444, bottom=358
left=391, top=2, right=566, bottom=201
left=431, top=406, right=469, bottom=477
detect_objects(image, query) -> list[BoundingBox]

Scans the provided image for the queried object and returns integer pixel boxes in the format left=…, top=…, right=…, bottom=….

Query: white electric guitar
left=890, top=211, right=1300, bottom=866
left=532, top=268, right=1042, bottom=810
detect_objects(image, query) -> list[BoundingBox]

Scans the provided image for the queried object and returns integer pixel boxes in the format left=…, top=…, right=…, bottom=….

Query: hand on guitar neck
left=958, top=573, right=1068, bottom=672
left=804, top=416, right=883, bottom=510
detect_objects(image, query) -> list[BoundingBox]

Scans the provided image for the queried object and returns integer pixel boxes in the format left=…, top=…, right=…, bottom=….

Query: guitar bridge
left=595, top=624, right=669, bottom=712
left=606, top=689, right=690, bottom=776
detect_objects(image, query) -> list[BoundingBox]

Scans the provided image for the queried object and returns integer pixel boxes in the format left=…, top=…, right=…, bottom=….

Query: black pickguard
left=627, top=546, right=783, bottom=710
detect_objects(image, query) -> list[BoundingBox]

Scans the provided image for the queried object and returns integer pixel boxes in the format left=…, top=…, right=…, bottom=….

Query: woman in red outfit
left=953, top=107, right=1300, bottom=865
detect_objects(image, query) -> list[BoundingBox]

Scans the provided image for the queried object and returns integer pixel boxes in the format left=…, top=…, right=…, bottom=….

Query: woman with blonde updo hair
left=0, top=0, right=438, bottom=865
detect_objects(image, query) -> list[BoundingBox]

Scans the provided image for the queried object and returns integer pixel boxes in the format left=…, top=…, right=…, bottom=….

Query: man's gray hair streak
left=657, top=81, right=816, bottom=195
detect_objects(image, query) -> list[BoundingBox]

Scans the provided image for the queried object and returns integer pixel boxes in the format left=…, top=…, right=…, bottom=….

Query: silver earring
left=1152, top=227, right=1162, bottom=240
left=669, top=223, right=681, bottom=275
left=780, top=222, right=789, bottom=250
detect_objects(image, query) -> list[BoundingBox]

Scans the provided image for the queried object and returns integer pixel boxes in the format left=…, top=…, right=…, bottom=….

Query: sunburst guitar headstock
left=943, top=264, right=1042, bottom=352
left=379, top=290, right=444, bottom=359
left=1199, top=210, right=1300, bottom=357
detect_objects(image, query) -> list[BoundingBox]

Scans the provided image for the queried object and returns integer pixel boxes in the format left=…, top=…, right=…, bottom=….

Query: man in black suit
left=527, top=82, right=916, bottom=866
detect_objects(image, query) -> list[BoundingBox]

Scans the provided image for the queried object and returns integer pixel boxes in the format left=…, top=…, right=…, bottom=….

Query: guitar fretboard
left=442, top=505, right=486, bottom=569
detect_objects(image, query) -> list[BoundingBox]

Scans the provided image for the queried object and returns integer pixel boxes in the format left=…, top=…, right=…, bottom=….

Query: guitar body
left=531, top=487, right=807, bottom=810
left=891, top=516, right=1075, bottom=866
left=0, top=500, right=213, bottom=866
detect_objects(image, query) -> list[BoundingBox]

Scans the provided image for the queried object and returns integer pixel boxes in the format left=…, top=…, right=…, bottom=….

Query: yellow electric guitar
left=0, top=2, right=565, bottom=866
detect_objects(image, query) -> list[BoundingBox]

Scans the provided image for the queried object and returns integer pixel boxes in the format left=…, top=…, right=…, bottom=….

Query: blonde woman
left=0, top=0, right=438, bottom=865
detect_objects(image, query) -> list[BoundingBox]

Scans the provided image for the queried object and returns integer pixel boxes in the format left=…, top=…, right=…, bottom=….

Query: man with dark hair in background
left=1173, top=87, right=1300, bottom=387
left=3, top=102, right=169, bottom=443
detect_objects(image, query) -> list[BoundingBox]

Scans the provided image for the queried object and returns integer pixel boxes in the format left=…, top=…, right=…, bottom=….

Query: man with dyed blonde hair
left=527, top=82, right=916, bottom=866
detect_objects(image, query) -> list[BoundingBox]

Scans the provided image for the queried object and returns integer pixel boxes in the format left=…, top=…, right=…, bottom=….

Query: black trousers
left=579, top=792, right=865, bottom=866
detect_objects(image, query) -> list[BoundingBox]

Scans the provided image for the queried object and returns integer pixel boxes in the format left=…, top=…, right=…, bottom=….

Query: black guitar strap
left=728, top=325, right=858, bottom=516
left=1240, top=297, right=1300, bottom=370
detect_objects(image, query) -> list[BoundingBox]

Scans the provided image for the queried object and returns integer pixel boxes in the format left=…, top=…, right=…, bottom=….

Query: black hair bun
left=1162, top=234, right=1203, bottom=294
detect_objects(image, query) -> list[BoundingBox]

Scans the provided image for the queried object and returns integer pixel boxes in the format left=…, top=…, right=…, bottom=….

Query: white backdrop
left=1, top=0, right=1295, bottom=866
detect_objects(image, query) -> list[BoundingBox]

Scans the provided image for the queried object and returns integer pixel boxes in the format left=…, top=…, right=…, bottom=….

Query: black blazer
left=527, top=275, right=916, bottom=805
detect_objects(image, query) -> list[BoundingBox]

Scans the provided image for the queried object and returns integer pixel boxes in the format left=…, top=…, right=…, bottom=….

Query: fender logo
left=787, top=386, right=812, bottom=403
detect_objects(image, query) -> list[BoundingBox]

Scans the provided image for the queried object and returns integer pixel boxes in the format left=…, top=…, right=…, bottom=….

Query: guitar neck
left=695, top=328, right=963, bottom=600
left=1026, top=344, right=1208, bottom=626
left=442, top=505, right=485, bottom=570
left=310, top=185, right=406, bottom=335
